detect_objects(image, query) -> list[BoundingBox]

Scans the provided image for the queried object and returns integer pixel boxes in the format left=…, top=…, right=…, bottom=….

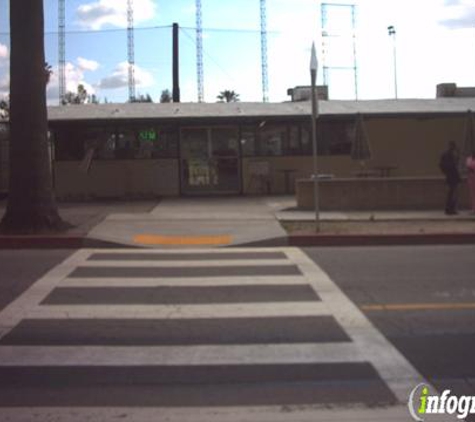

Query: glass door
left=180, top=127, right=240, bottom=194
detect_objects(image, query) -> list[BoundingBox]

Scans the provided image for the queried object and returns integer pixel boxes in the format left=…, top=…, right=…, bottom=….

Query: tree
left=217, top=90, right=240, bottom=103
left=130, top=93, right=153, bottom=103
left=160, top=89, right=172, bottom=103
left=44, top=62, right=53, bottom=85
left=62, top=84, right=89, bottom=105
left=0, top=0, right=67, bottom=233
left=0, top=98, right=9, bottom=120
left=62, top=84, right=99, bottom=105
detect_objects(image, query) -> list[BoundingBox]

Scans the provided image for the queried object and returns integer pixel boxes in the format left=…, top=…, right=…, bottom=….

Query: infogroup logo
left=408, top=383, right=475, bottom=421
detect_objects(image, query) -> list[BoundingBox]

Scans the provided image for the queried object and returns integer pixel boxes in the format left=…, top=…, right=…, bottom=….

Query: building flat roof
left=45, top=98, right=475, bottom=122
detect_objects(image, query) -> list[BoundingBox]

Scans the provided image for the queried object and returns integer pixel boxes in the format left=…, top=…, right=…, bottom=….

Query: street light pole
left=310, top=42, right=320, bottom=232
left=388, top=25, right=398, bottom=99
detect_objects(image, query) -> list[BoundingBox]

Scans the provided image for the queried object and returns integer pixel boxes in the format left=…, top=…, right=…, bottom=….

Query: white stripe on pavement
left=0, top=405, right=430, bottom=422
left=0, top=343, right=364, bottom=366
left=28, top=302, right=329, bottom=320
left=78, top=259, right=294, bottom=268
left=58, top=275, right=307, bottom=287
left=0, top=249, right=90, bottom=341
left=283, top=248, right=431, bottom=404
left=0, top=247, right=436, bottom=413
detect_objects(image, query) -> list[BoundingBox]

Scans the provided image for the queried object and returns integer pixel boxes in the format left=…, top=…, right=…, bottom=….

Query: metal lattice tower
left=196, top=0, right=204, bottom=102
left=260, top=0, right=269, bottom=102
left=321, top=3, right=358, bottom=100
left=127, top=0, right=136, bottom=102
left=58, top=0, right=66, bottom=104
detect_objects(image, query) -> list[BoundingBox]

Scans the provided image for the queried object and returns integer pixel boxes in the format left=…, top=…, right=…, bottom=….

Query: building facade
left=1, top=99, right=475, bottom=200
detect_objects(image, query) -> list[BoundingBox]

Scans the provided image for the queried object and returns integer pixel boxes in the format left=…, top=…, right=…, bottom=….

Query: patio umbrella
left=351, top=113, right=372, bottom=167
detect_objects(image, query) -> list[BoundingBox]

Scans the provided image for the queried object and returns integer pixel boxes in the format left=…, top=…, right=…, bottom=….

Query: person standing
left=466, top=152, right=475, bottom=213
left=439, top=141, right=461, bottom=215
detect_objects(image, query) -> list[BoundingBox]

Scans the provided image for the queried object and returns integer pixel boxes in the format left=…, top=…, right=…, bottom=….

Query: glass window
left=140, top=127, right=180, bottom=159
left=258, top=124, right=286, bottom=156
left=89, top=128, right=117, bottom=160
left=211, top=127, right=238, bottom=156
left=115, top=128, right=136, bottom=159
left=240, top=126, right=257, bottom=156
left=319, top=120, right=353, bottom=155
left=151, top=128, right=178, bottom=158
left=301, top=124, right=312, bottom=155
left=57, top=125, right=180, bottom=161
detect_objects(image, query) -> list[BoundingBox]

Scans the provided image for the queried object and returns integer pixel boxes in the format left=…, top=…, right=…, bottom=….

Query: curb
left=0, top=235, right=134, bottom=249
left=289, top=232, right=475, bottom=247
left=2, top=233, right=475, bottom=249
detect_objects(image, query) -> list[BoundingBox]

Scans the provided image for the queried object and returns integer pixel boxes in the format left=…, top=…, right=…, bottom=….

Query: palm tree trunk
left=0, top=0, right=67, bottom=233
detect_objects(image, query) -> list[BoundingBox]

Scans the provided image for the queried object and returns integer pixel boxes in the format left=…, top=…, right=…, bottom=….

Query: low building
left=1, top=98, right=475, bottom=201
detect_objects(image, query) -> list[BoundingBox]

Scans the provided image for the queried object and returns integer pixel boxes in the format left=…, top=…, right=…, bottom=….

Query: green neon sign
left=139, top=129, right=157, bottom=142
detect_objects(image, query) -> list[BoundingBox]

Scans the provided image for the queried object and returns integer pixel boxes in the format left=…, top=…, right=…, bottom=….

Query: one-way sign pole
left=310, top=42, right=320, bottom=232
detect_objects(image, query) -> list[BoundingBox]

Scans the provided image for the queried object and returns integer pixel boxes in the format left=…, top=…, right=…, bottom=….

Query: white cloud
left=65, top=63, right=95, bottom=94
left=0, top=74, right=8, bottom=88
left=0, top=74, right=9, bottom=98
left=46, top=61, right=96, bottom=105
left=182, top=3, right=196, bottom=15
left=0, top=43, right=8, bottom=60
left=97, top=62, right=154, bottom=90
left=438, top=0, right=475, bottom=28
left=0, top=45, right=8, bottom=94
left=76, top=0, right=157, bottom=30
left=77, top=57, right=100, bottom=72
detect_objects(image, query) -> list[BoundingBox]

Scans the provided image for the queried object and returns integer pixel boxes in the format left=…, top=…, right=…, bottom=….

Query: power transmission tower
left=260, top=0, right=269, bottom=102
left=196, top=0, right=204, bottom=102
left=58, top=0, right=66, bottom=104
left=127, top=0, right=136, bottom=102
left=321, top=3, right=358, bottom=100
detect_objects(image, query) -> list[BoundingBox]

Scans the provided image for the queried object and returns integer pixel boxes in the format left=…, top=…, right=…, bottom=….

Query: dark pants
left=445, top=182, right=459, bottom=214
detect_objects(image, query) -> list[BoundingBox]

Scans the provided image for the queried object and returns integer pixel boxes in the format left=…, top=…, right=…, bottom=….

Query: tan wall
left=296, top=177, right=470, bottom=210
left=365, top=116, right=465, bottom=177
left=54, top=159, right=179, bottom=200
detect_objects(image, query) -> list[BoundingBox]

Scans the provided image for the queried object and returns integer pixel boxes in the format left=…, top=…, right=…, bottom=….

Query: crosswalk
left=0, top=247, right=428, bottom=421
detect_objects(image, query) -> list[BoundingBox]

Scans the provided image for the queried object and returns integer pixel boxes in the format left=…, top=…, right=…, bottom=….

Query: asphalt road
left=0, top=245, right=474, bottom=421
left=0, top=249, right=74, bottom=312
left=304, top=245, right=475, bottom=400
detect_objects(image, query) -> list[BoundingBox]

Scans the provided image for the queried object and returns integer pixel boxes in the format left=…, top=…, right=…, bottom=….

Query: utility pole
left=172, top=23, right=180, bottom=103
left=388, top=25, right=398, bottom=99
left=127, top=0, right=136, bottom=102
left=196, top=0, right=204, bottom=102
left=58, top=0, right=66, bottom=104
left=260, top=0, right=269, bottom=102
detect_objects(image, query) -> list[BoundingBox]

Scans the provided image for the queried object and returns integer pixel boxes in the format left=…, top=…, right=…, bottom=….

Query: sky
left=0, top=0, right=474, bottom=104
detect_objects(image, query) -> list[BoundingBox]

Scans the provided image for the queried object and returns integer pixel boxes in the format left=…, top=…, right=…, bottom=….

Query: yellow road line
left=134, top=234, right=232, bottom=246
left=361, top=302, right=475, bottom=312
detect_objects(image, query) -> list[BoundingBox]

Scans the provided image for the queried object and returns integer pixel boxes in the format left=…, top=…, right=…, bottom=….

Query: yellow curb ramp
left=134, top=234, right=232, bottom=246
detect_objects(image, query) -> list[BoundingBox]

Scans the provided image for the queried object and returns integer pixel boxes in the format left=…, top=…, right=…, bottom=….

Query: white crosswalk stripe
left=0, top=247, right=431, bottom=421
left=27, top=302, right=330, bottom=319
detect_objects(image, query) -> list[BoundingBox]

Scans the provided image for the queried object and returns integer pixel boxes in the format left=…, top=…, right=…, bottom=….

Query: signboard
left=139, top=129, right=157, bottom=142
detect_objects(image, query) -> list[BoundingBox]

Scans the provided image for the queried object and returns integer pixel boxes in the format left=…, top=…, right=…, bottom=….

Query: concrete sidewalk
left=0, top=196, right=474, bottom=248
left=88, top=197, right=287, bottom=248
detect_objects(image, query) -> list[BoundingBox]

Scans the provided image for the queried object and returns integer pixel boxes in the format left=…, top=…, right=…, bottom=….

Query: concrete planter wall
left=296, top=177, right=470, bottom=210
